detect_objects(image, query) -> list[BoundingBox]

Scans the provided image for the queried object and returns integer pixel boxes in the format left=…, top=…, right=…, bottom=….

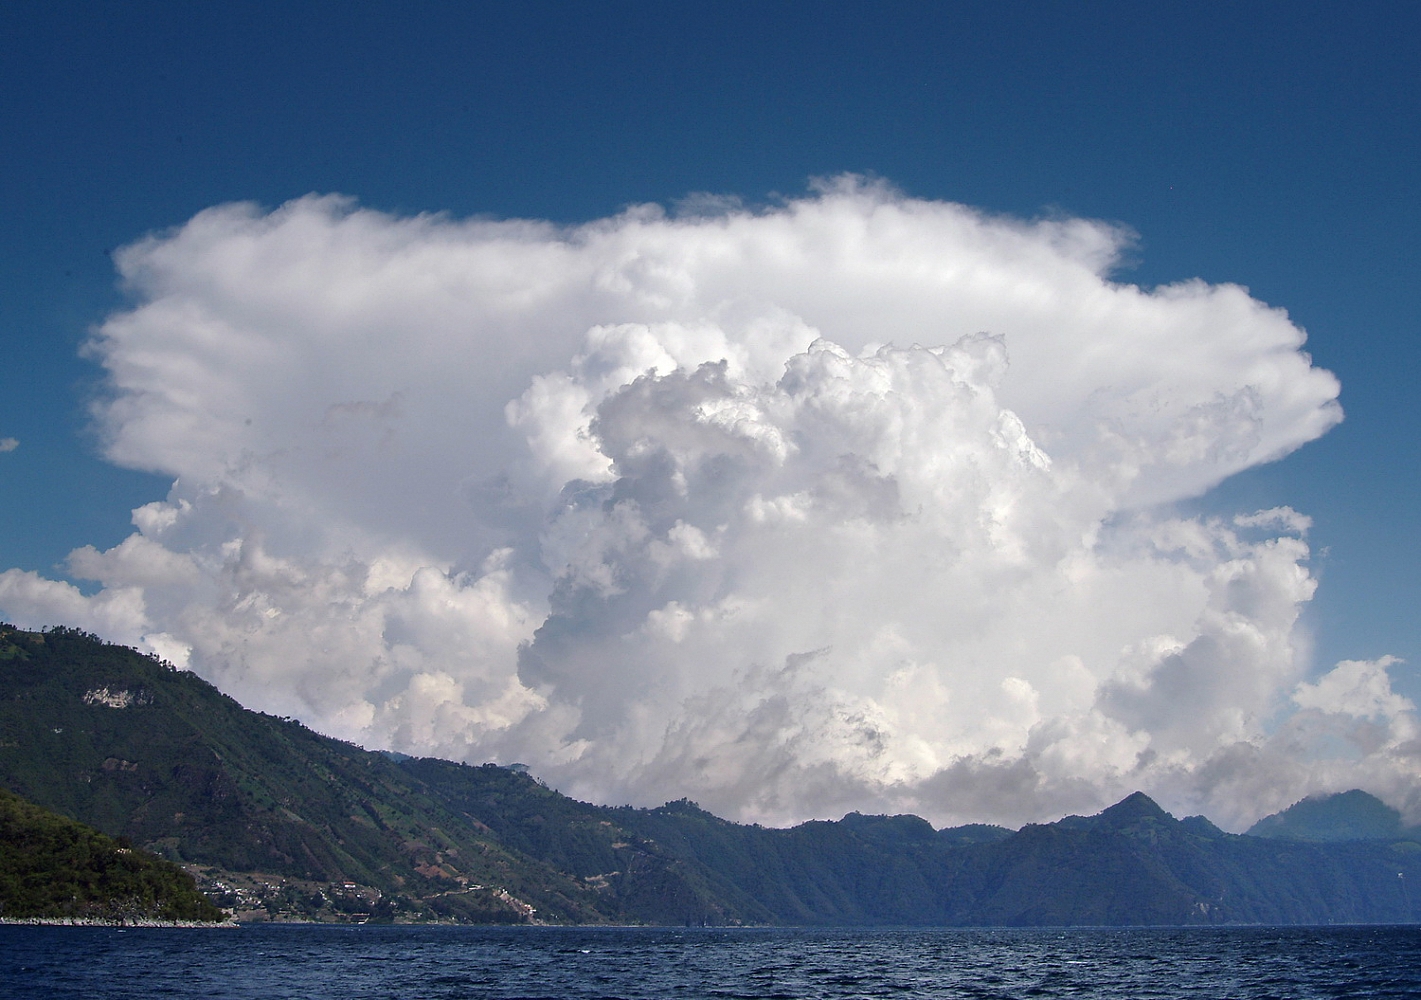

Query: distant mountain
left=938, top=823, right=1015, bottom=845
left=1248, top=789, right=1420, bottom=843
left=0, top=787, right=225, bottom=922
left=934, top=791, right=1421, bottom=925
left=4, top=624, right=1420, bottom=926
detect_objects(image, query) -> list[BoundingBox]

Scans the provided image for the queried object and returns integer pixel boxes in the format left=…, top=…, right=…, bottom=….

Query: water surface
left=4, top=924, right=1419, bottom=999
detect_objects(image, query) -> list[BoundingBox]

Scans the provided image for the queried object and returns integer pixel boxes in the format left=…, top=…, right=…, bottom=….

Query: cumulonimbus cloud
left=3, top=177, right=1413, bottom=829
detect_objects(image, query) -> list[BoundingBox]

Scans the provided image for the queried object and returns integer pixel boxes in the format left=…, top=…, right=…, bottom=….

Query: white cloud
left=1293, top=656, right=1414, bottom=720
left=0, top=437, right=17, bottom=453
left=3, top=177, right=1399, bottom=829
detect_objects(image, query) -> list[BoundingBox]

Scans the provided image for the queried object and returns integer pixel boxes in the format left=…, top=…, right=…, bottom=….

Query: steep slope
left=1248, top=789, right=1421, bottom=842
left=613, top=801, right=964, bottom=924
left=939, top=792, right=1224, bottom=925
left=0, top=787, right=225, bottom=922
left=0, top=625, right=629, bottom=922
left=583, top=791, right=1421, bottom=926
left=934, top=792, right=1421, bottom=925
left=398, top=757, right=770, bottom=924
left=5, top=625, right=1420, bottom=926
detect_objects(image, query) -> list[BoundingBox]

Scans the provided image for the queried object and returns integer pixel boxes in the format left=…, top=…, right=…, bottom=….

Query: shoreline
left=0, top=916, right=237, bottom=928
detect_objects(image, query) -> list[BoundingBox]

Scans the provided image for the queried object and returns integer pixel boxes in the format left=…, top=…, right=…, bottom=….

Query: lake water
left=4, top=924, right=1420, bottom=999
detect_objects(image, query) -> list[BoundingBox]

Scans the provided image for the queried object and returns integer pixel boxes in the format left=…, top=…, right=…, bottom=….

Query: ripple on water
left=2, top=925, right=1421, bottom=1000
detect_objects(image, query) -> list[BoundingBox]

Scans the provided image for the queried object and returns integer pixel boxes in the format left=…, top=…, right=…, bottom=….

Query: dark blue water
left=3, top=925, right=1420, bottom=999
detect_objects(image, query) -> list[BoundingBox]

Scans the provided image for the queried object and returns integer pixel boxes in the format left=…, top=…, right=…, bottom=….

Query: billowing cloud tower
left=4, top=178, right=1414, bottom=829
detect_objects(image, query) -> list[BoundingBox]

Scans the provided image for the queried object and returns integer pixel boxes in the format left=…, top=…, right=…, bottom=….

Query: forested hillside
left=1248, top=789, right=1421, bottom=842
left=0, top=786, right=225, bottom=922
left=4, top=625, right=1419, bottom=926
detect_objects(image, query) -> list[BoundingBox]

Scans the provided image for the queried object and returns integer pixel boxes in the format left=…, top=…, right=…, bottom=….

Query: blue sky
left=2, top=2, right=1418, bottom=824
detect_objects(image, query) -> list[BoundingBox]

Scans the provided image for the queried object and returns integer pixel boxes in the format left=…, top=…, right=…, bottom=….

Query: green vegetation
left=1248, top=789, right=1421, bottom=842
left=3, top=623, right=1419, bottom=926
left=0, top=624, right=609, bottom=923
left=0, top=787, right=225, bottom=922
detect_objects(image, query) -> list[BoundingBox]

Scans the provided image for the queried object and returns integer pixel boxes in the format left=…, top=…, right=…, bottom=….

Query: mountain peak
left=1247, top=789, right=1413, bottom=842
left=1095, top=791, right=1173, bottom=828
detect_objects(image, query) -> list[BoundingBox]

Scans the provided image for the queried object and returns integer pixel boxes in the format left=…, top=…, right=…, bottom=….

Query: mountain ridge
left=4, top=624, right=1419, bottom=925
left=1248, top=789, right=1421, bottom=843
